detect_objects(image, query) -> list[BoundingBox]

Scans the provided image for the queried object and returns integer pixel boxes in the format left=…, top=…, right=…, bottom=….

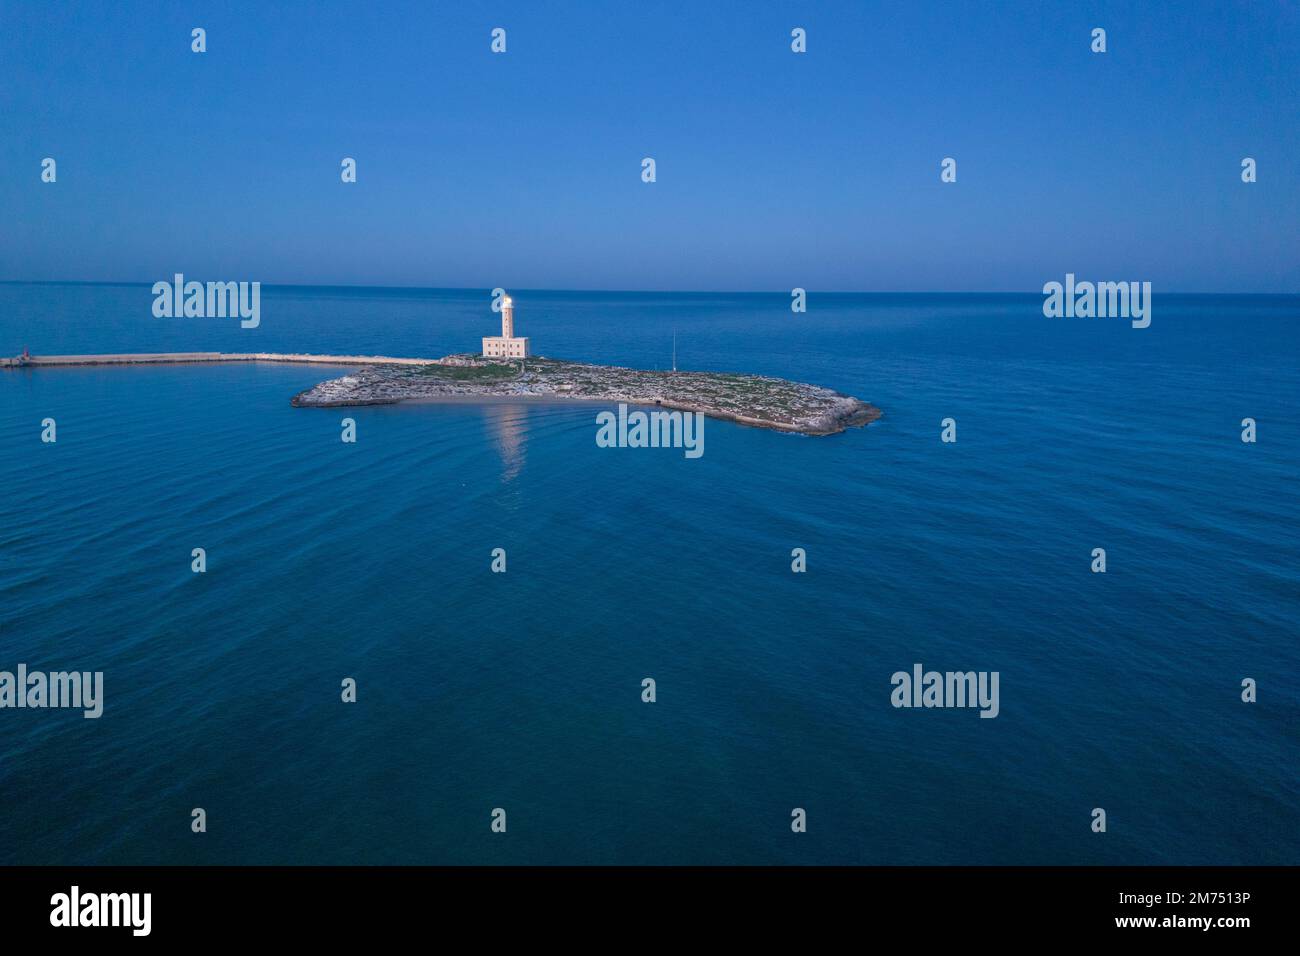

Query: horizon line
left=1, top=280, right=1298, bottom=297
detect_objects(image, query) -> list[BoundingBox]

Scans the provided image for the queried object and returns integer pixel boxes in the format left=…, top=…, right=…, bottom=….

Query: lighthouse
left=482, top=293, right=531, bottom=359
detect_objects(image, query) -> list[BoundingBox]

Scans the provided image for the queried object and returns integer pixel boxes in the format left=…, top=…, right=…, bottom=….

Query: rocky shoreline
left=290, top=354, right=881, bottom=436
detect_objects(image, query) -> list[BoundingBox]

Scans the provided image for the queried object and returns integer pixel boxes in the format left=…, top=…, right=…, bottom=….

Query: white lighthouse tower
left=482, top=293, right=531, bottom=359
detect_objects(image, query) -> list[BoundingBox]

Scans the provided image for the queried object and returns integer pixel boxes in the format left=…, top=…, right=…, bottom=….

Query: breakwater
left=1, top=352, right=437, bottom=369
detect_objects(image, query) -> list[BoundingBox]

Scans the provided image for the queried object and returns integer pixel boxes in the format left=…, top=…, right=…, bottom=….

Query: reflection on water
left=489, top=405, right=527, bottom=482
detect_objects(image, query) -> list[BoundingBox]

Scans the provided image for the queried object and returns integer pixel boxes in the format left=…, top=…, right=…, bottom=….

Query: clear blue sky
left=1, top=0, right=1296, bottom=291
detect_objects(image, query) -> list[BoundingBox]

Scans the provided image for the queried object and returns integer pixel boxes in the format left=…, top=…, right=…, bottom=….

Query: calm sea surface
left=0, top=284, right=1296, bottom=864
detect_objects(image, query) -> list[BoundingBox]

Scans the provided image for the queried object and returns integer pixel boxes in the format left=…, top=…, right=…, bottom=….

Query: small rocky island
left=291, top=354, right=880, bottom=436
left=5, top=295, right=880, bottom=436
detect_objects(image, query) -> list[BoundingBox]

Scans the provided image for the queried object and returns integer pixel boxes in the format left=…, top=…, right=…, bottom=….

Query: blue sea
left=0, top=283, right=1296, bottom=865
